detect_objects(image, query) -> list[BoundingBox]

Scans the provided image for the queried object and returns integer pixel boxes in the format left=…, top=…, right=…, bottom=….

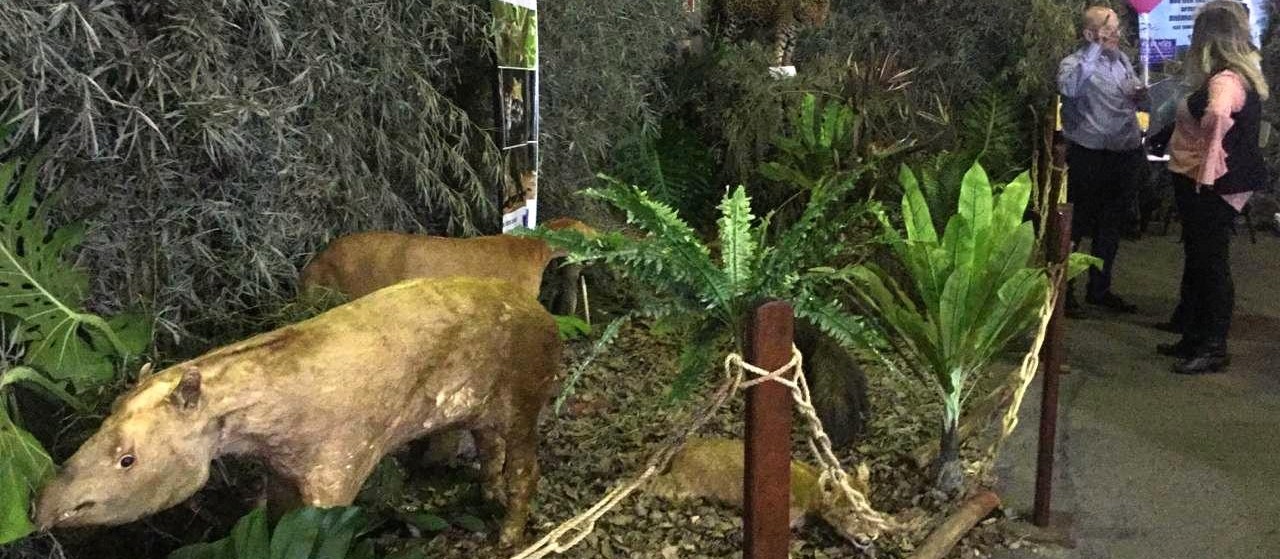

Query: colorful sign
left=493, top=0, right=539, bottom=232
left=1143, top=0, right=1268, bottom=64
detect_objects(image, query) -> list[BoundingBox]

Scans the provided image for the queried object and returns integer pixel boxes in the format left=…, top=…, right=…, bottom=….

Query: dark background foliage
left=1, top=0, right=505, bottom=351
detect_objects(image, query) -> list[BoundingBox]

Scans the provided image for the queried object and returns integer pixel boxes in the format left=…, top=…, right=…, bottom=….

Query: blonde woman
left=1155, top=1, right=1267, bottom=374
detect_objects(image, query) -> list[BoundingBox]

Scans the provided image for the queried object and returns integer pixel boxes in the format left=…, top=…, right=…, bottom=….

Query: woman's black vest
left=1187, top=70, right=1267, bottom=195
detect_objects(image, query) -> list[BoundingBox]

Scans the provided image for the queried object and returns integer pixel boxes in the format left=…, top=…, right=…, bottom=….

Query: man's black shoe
left=1065, top=290, right=1084, bottom=318
left=1086, top=292, right=1138, bottom=314
left=1156, top=339, right=1197, bottom=359
left=1172, top=352, right=1230, bottom=375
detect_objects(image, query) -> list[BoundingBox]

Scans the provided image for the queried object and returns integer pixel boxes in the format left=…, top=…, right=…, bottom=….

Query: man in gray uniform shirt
left=1059, top=5, right=1145, bottom=314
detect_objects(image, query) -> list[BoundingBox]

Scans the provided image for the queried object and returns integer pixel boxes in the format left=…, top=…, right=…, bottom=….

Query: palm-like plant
left=527, top=171, right=879, bottom=395
left=843, top=162, right=1049, bottom=493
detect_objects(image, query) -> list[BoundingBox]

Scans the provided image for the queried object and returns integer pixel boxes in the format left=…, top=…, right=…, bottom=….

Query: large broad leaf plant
left=844, top=161, right=1091, bottom=493
left=168, top=506, right=426, bottom=559
left=0, top=144, right=151, bottom=544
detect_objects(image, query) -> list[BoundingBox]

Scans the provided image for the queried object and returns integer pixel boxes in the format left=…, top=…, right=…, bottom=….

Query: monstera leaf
left=0, top=153, right=146, bottom=393
left=0, top=408, right=54, bottom=545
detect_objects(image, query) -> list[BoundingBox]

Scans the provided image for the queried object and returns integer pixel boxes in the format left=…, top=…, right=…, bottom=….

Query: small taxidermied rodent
left=648, top=437, right=873, bottom=544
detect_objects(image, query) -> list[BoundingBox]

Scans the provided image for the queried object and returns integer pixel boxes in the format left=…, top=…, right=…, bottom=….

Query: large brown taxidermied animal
left=298, top=217, right=597, bottom=316
left=35, top=277, right=560, bottom=547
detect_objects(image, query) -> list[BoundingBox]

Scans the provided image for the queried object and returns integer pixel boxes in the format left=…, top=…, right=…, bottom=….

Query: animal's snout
left=72, top=500, right=97, bottom=513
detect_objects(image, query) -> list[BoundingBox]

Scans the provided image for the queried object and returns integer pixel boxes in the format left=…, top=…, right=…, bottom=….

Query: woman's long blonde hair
left=1185, top=0, right=1269, bottom=100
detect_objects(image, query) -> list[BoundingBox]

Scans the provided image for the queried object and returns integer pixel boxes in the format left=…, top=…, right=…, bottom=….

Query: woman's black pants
left=1171, top=174, right=1238, bottom=350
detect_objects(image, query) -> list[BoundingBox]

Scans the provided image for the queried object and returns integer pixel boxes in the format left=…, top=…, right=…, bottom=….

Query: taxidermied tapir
left=35, top=277, right=560, bottom=547
left=296, top=217, right=594, bottom=464
left=298, top=217, right=598, bottom=318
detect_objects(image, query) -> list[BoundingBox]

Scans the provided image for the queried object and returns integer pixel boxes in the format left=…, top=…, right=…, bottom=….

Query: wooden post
left=1034, top=204, right=1072, bottom=528
left=743, top=300, right=794, bottom=559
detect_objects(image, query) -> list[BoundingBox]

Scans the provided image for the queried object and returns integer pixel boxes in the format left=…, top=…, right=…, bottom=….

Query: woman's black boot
left=1156, top=338, right=1198, bottom=358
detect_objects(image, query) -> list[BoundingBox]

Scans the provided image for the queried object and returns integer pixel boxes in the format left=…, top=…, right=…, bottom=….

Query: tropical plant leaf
left=0, top=158, right=90, bottom=344
left=554, top=315, right=592, bottom=341
left=0, top=365, right=83, bottom=410
left=792, top=295, right=878, bottom=351
left=957, top=88, right=1029, bottom=181
left=0, top=151, right=141, bottom=395
left=956, top=162, right=994, bottom=270
left=938, top=265, right=975, bottom=368
left=24, top=320, right=116, bottom=392
left=993, top=172, right=1033, bottom=238
left=404, top=512, right=450, bottom=533
left=1067, top=252, right=1103, bottom=279
left=231, top=507, right=270, bottom=558
left=308, top=507, right=367, bottom=559
left=0, top=411, right=53, bottom=545
left=167, top=506, right=372, bottom=559
left=899, top=164, right=938, bottom=245
left=105, top=311, right=154, bottom=358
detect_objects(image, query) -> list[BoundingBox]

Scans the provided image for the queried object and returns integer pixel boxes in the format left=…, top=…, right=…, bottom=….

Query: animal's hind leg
left=474, top=429, right=509, bottom=506
left=497, top=424, right=539, bottom=548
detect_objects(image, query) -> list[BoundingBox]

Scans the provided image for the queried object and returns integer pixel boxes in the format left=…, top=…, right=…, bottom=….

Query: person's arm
left=1058, top=43, right=1104, bottom=98
left=1120, top=54, right=1149, bottom=111
left=1197, top=71, right=1247, bottom=187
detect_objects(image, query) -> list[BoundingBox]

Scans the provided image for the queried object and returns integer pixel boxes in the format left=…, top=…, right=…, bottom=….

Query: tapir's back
left=203, top=276, right=560, bottom=450
left=299, top=231, right=553, bottom=300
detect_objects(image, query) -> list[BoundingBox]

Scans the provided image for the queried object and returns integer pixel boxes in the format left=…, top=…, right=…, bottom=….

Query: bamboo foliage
left=0, top=0, right=503, bottom=343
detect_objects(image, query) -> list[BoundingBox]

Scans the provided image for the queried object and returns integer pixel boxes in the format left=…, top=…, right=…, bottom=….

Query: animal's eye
left=118, top=454, right=136, bottom=469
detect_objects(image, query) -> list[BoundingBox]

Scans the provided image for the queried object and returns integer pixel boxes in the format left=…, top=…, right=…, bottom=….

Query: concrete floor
left=992, top=228, right=1280, bottom=559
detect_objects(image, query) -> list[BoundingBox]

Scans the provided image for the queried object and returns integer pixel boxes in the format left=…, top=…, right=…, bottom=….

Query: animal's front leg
left=294, top=447, right=383, bottom=507
left=264, top=471, right=304, bottom=521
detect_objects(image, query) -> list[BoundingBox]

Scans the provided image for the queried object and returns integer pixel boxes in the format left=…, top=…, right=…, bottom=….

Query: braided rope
left=730, top=352, right=899, bottom=544
left=509, top=340, right=898, bottom=558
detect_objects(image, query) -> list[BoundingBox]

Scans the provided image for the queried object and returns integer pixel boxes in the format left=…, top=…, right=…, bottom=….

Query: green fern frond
left=957, top=89, right=1028, bottom=182
left=554, top=315, right=628, bottom=414
left=610, top=120, right=718, bottom=229
left=716, top=185, right=758, bottom=297
left=669, top=318, right=726, bottom=401
left=584, top=177, right=731, bottom=311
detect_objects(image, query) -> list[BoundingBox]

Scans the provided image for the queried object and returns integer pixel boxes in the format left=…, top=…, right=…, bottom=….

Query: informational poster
left=493, top=0, right=539, bottom=232
left=1143, top=0, right=1269, bottom=64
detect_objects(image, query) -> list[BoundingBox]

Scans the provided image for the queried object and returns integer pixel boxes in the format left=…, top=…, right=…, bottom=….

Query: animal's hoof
left=498, top=526, right=526, bottom=550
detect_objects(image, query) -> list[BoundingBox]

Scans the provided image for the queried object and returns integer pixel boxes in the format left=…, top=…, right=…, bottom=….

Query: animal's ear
left=169, top=368, right=202, bottom=410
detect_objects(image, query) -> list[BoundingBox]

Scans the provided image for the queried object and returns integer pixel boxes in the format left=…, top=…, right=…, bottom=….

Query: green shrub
left=844, top=161, right=1095, bottom=493
left=0, top=144, right=149, bottom=545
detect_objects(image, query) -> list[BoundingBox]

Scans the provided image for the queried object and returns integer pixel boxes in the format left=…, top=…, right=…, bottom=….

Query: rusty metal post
left=743, top=300, right=794, bottom=559
left=1034, top=204, right=1072, bottom=528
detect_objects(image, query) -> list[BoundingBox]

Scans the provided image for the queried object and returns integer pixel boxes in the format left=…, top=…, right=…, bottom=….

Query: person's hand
left=1131, top=84, right=1149, bottom=103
